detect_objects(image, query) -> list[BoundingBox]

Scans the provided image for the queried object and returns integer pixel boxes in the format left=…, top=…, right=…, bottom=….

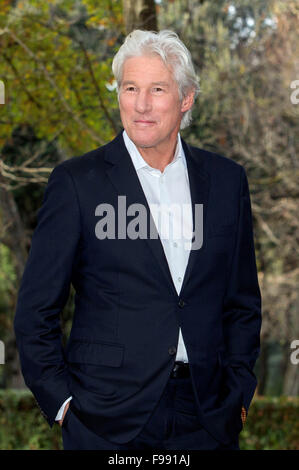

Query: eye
left=152, top=87, right=164, bottom=93
left=125, top=86, right=137, bottom=92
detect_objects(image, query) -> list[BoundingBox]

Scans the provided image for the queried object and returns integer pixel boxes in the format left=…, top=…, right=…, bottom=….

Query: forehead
left=121, top=55, right=175, bottom=84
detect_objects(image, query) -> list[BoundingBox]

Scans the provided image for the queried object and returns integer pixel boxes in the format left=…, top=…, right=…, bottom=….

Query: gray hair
left=112, top=30, right=200, bottom=129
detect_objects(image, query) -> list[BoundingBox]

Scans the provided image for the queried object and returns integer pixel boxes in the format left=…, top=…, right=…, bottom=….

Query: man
left=14, top=30, right=262, bottom=450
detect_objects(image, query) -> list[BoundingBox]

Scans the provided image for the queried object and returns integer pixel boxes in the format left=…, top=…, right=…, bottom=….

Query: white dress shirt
left=55, top=130, right=192, bottom=420
left=123, top=129, right=192, bottom=364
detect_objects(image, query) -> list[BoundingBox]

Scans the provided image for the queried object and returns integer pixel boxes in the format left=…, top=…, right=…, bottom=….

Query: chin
left=135, top=140, right=158, bottom=149
left=135, top=141, right=156, bottom=149
left=130, top=134, right=157, bottom=149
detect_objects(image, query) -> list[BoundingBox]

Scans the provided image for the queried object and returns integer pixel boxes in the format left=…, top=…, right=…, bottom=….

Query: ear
left=181, top=90, right=195, bottom=113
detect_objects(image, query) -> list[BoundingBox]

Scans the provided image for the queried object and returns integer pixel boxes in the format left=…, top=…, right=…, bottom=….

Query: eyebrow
left=122, top=81, right=170, bottom=87
left=152, top=82, right=170, bottom=87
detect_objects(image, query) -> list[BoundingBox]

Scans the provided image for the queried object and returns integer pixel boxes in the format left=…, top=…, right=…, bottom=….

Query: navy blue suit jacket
left=14, top=132, right=262, bottom=445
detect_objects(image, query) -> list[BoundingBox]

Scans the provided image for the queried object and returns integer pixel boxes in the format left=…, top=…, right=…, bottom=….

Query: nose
left=134, top=90, right=152, bottom=113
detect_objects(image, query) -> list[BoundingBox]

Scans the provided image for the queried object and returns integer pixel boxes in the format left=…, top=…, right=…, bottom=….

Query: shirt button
left=178, top=277, right=182, bottom=282
left=173, top=242, right=178, bottom=247
left=178, top=299, right=186, bottom=308
left=168, top=346, right=177, bottom=355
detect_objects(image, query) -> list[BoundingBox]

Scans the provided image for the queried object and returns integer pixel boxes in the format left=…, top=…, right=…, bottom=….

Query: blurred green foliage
left=0, top=0, right=124, bottom=154
left=240, top=396, right=299, bottom=450
left=0, top=390, right=298, bottom=450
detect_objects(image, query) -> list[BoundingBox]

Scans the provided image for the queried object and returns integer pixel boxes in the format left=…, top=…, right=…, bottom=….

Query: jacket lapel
left=104, top=132, right=210, bottom=297
left=179, top=139, right=211, bottom=294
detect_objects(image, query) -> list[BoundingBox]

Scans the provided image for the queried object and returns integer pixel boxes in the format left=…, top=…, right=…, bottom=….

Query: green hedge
left=0, top=390, right=298, bottom=450
left=240, top=396, right=299, bottom=450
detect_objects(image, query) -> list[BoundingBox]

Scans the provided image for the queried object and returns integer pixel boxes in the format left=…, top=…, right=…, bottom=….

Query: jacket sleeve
left=14, top=163, right=81, bottom=427
left=222, top=165, right=262, bottom=414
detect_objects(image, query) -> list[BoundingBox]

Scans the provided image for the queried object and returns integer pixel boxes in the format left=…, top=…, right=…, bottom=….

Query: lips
left=134, top=120, right=156, bottom=125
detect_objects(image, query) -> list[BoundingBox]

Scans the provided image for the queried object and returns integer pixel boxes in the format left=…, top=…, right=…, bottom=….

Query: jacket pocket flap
left=66, top=340, right=124, bottom=367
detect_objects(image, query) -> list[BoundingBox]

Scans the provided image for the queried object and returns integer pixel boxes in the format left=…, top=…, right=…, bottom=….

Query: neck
left=136, top=137, right=178, bottom=173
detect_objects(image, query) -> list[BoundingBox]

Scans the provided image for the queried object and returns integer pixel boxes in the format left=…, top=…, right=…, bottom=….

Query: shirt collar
left=122, top=129, right=187, bottom=172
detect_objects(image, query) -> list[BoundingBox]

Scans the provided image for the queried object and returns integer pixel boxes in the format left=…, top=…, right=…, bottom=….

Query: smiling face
left=118, top=55, right=194, bottom=153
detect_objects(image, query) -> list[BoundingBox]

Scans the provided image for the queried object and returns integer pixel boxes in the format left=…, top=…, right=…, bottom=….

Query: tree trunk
left=0, top=173, right=28, bottom=388
left=122, top=0, right=157, bottom=34
left=283, top=357, right=299, bottom=396
left=282, top=295, right=299, bottom=396
left=257, top=336, right=269, bottom=395
left=0, top=176, right=29, bottom=281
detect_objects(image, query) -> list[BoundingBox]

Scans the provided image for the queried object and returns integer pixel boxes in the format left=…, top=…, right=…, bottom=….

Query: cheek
left=119, top=98, right=132, bottom=116
left=158, top=99, right=181, bottom=118
left=120, top=108, right=133, bottom=126
left=158, top=108, right=181, bottom=127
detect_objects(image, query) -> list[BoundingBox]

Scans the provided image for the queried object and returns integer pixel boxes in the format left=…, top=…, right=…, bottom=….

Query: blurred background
left=0, top=0, right=298, bottom=450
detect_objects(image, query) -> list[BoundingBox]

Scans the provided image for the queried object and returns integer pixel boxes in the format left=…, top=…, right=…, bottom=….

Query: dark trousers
left=61, top=374, right=240, bottom=450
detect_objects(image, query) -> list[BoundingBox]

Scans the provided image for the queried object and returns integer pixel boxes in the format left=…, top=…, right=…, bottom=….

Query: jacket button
left=178, top=299, right=186, bottom=308
left=168, top=346, right=177, bottom=355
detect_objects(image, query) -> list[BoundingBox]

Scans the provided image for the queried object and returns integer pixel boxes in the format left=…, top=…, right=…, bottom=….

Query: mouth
left=134, top=120, right=156, bottom=126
